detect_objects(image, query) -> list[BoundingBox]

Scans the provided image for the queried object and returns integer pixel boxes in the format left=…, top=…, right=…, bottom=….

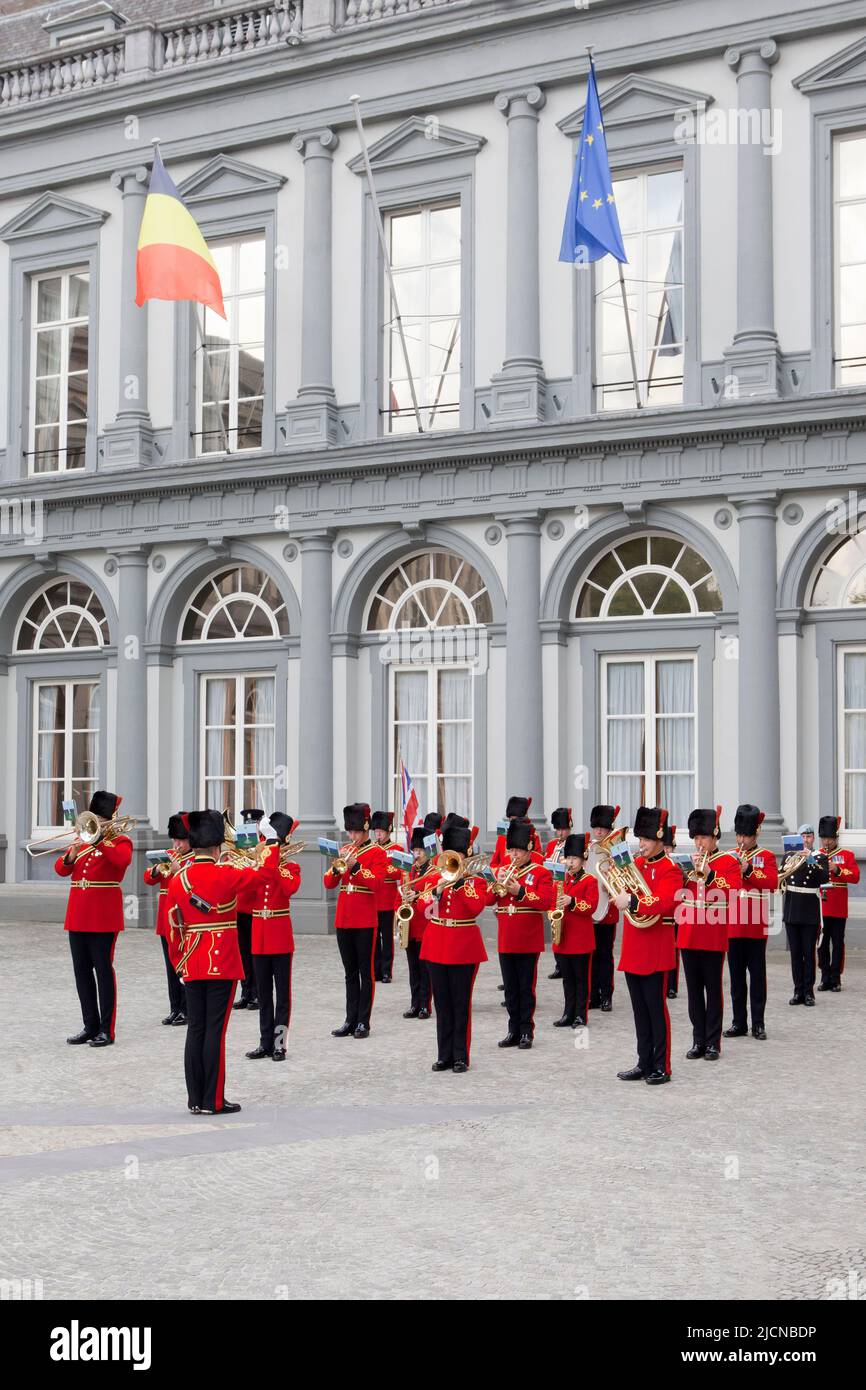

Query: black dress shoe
left=246, top=998, right=260, bottom=1011
left=789, top=994, right=804, bottom=1005
left=403, top=1008, right=420, bottom=1019
left=452, top=1060, right=468, bottom=1073
left=162, top=1012, right=176, bottom=1025
left=66, top=1030, right=95, bottom=1045
left=232, top=998, right=248, bottom=1010
left=645, top=1070, right=671, bottom=1085
left=817, top=982, right=832, bottom=992
left=617, top=1066, right=645, bottom=1081
left=89, top=1032, right=113, bottom=1047
left=686, top=1044, right=705, bottom=1059
left=803, top=994, right=815, bottom=1007
left=272, top=1049, right=287, bottom=1062
left=331, top=1022, right=353, bottom=1037
left=201, top=1100, right=242, bottom=1115
left=431, top=1060, right=451, bottom=1072
left=497, top=983, right=505, bottom=991
left=498, top=1034, right=518, bottom=1048
left=188, top=1104, right=202, bottom=1115
left=552, top=1015, right=573, bottom=1028
left=589, top=998, right=601, bottom=1011
left=724, top=1025, right=748, bottom=1038
left=548, top=967, right=562, bottom=980
left=752, top=1025, right=767, bottom=1040
left=418, top=1008, right=431, bottom=1020
left=171, top=1012, right=187, bottom=1026
left=518, top=1033, right=533, bottom=1049
left=831, top=983, right=842, bottom=992
left=246, top=1045, right=272, bottom=1059
left=500, top=999, right=508, bottom=1007
left=353, top=1023, right=370, bottom=1038
left=704, top=1045, right=721, bottom=1061
left=666, top=988, right=678, bottom=1000
left=600, top=998, right=612, bottom=1013
left=572, top=1015, right=587, bottom=1029
left=381, top=973, right=392, bottom=984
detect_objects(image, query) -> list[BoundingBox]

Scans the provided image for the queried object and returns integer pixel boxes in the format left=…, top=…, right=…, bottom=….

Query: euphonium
left=594, top=842, right=658, bottom=926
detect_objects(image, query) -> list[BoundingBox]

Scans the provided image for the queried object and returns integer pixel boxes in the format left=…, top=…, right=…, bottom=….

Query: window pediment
left=557, top=74, right=714, bottom=139
left=795, top=37, right=866, bottom=94
left=347, top=117, right=485, bottom=175
left=177, top=155, right=286, bottom=206
left=0, top=192, right=108, bottom=244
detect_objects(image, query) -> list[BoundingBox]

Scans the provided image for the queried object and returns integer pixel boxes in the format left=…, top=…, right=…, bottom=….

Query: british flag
left=399, top=758, right=418, bottom=850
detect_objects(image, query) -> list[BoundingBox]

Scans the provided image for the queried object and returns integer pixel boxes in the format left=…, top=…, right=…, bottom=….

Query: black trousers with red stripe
left=374, top=909, right=395, bottom=980
left=253, top=952, right=293, bottom=1052
left=426, top=962, right=478, bottom=1065
left=236, top=912, right=257, bottom=1003
left=681, top=947, right=726, bottom=1050
left=667, top=921, right=680, bottom=995
left=499, top=951, right=540, bottom=1036
left=727, top=936, right=767, bottom=1029
left=624, top=970, right=670, bottom=1076
left=818, top=916, right=846, bottom=986
left=160, top=935, right=186, bottom=1015
left=336, top=927, right=376, bottom=1029
left=406, top=938, right=432, bottom=1012
left=68, top=930, right=119, bottom=1038
left=786, top=921, right=819, bottom=998
left=183, top=978, right=235, bottom=1112
left=590, top=923, right=616, bottom=1005
left=558, top=952, right=592, bottom=1023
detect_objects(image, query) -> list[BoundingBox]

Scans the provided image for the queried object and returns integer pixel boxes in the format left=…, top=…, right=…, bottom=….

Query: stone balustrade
left=0, top=41, right=124, bottom=109
left=159, top=3, right=302, bottom=69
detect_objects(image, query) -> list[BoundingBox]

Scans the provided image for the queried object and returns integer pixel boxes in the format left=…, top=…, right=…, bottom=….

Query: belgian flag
left=135, top=147, right=225, bottom=318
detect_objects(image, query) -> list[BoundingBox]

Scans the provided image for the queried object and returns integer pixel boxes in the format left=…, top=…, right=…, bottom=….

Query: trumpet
left=688, top=849, right=710, bottom=882
left=26, top=810, right=103, bottom=859
left=330, top=842, right=356, bottom=876
left=491, top=857, right=520, bottom=898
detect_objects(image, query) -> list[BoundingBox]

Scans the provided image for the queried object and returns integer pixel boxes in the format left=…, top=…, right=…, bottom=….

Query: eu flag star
left=579, top=190, right=588, bottom=202
left=593, top=198, right=603, bottom=209
left=607, top=193, right=615, bottom=203
left=586, top=134, right=594, bottom=146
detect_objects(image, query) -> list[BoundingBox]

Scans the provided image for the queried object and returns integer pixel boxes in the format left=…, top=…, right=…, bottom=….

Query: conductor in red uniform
left=613, top=806, right=680, bottom=1086
left=725, top=804, right=777, bottom=1040
left=165, top=809, right=260, bottom=1114
left=545, top=807, right=572, bottom=979
left=143, top=812, right=191, bottom=1026
left=56, top=790, right=133, bottom=1048
left=817, top=814, right=860, bottom=992
left=421, top=815, right=488, bottom=1072
left=324, top=804, right=387, bottom=1038
left=245, top=812, right=301, bottom=1062
left=677, top=806, right=741, bottom=1061
left=485, top=818, right=555, bottom=1050
left=552, top=832, right=599, bottom=1028
left=372, top=810, right=401, bottom=984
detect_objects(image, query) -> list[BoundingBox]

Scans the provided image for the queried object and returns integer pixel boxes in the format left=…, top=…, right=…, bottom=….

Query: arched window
left=180, top=566, right=289, bottom=642
left=808, top=531, right=866, bottom=608
left=15, top=579, right=109, bottom=651
left=574, top=535, right=723, bottom=619
left=365, top=550, right=492, bottom=630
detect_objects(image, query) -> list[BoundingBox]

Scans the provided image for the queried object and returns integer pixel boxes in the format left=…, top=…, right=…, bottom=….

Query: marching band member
left=545, top=807, right=572, bottom=979
left=324, top=804, right=387, bottom=1039
left=486, top=818, right=555, bottom=1051
left=420, top=816, right=487, bottom=1072
left=401, top=814, right=442, bottom=1019
left=661, top=821, right=682, bottom=999
left=677, top=806, right=740, bottom=1062
left=490, top=795, right=543, bottom=869
left=143, top=812, right=191, bottom=1026
left=56, top=791, right=133, bottom=1048
left=725, top=804, right=777, bottom=1040
left=165, top=810, right=260, bottom=1114
left=613, top=806, right=679, bottom=1086
left=246, top=813, right=301, bottom=1062
left=782, top=824, right=829, bottom=1007
left=233, top=807, right=263, bottom=1011
left=372, top=810, right=401, bottom=984
left=587, top=804, right=621, bottom=1012
left=552, top=832, right=599, bottom=1028
left=817, top=815, right=859, bottom=992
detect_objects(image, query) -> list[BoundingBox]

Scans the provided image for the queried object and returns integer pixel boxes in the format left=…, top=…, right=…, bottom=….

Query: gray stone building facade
left=0, top=0, right=864, bottom=930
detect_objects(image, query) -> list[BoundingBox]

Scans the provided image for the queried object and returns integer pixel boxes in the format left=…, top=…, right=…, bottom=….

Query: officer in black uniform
left=781, top=825, right=829, bottom=1007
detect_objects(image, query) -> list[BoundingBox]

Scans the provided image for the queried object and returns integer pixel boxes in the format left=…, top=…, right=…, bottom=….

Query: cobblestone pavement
left=1, top=922, right=863, bottom=1301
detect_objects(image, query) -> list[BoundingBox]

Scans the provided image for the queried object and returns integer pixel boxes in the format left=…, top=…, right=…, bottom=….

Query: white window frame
left=28, top=266, right=90, bottom=475
left=838, top=645, right=866, bottom=835
left=179, top=567, right=288, bottom=644
left=31, top=678, right=100, bottom=832
left=595, top=162, right=684, bottom=411
left=600, top=653, right=697, bottom=823
left=389, top=663, right=473, bottom=822
left=833, top=130, right=866, bottom=388
left=194, top=235, right=266, bottom=458
left=199, top=672, right=276, bottom=814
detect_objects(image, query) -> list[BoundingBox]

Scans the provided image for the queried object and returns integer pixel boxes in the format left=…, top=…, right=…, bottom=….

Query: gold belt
left=72, top=880, right=122, bottom=890
left=430, top=917, right=476, bottom=928
left=786, top=886, right=822, bottom=897
left=182, top=919, right=238, bottom=931
left=256, top=908, right=292, bottom=919
left=496, top=905, right=545, bottom=916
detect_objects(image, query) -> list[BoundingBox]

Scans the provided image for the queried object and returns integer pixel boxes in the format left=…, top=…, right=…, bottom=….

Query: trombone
left=26, top=810, right=103, bottom=859
left=435, top=849, right=490, bottom=886
left=278, top=838, right=306, bottom=864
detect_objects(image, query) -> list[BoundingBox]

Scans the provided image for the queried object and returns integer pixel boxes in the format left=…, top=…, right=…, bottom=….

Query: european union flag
left=559, top=60, right=627, bottom=265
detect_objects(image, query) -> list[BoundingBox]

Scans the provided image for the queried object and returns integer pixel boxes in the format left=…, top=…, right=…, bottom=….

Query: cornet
left=491, top=857, right=520, bottom=898
left=688, top=850, right=710, bottom=882
left=26, top=810, right=103, bottom=859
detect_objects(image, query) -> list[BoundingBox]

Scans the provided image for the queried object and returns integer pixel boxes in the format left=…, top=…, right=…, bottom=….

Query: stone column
left=286, top=129, right=340, bottom=447
left=733, top=496, right=783, bottom=828
left=723, top=40, right=781, bottom=397
left=104, top=168, right=155, bottom=465
left=503, top=514, right=546, bottom=833
left=295, top=531, right=337, bottom=932
left=111, top=546, right=151, bottom=825
left=490, top=86, right=547, bottom=425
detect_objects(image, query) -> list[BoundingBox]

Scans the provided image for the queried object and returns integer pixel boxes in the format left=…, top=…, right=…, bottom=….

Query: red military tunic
left=676, top=850, right=742, bottom=953
left=484, top=861, right=556, bottom=954
left=323, top=841, right=388, bottom=929
left=55, top=834, right=133, bottom=934
left=407, top=867, right=440, bottom=942
left=249, top=844, right=301, bottom=954
left=821, top=848, right=860, bottom=919
left=144, top=849, right=194, bottom=968
left=730, top=846, right=778, bottom=940
left=554, top=871, right=599, bottom=955
left=544, top=837, right=569, bottom=863
left=490, top=833, right=543, bottom=870
left=617, top=851, right=680, bottom=975
left=420, top=875, right=488, bottom=966
left=376, top=841, right=404, bottom=914
left=165, top=856, right=260, bottom=982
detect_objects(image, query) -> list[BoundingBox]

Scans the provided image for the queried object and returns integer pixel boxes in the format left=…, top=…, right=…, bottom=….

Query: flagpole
left=350, top=95, right=425, bottom=434
left=618, top=265, right=643, bottom=409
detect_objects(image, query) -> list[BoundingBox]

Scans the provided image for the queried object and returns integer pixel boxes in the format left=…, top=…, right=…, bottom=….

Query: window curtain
left=656, top=660, right=695, bottom=825
left=437, top=669, right=471, bottom=818
left=606, top=663, right=644, bottom=818
left=36, top=684, right=62, bottom=824
left=394, top=671, right=428, bottom=812
left=844, top=652, right=866, bottom=828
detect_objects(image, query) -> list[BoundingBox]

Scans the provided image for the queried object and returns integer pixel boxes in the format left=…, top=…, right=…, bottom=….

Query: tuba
left=594, top=837, right=659, bottom=927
